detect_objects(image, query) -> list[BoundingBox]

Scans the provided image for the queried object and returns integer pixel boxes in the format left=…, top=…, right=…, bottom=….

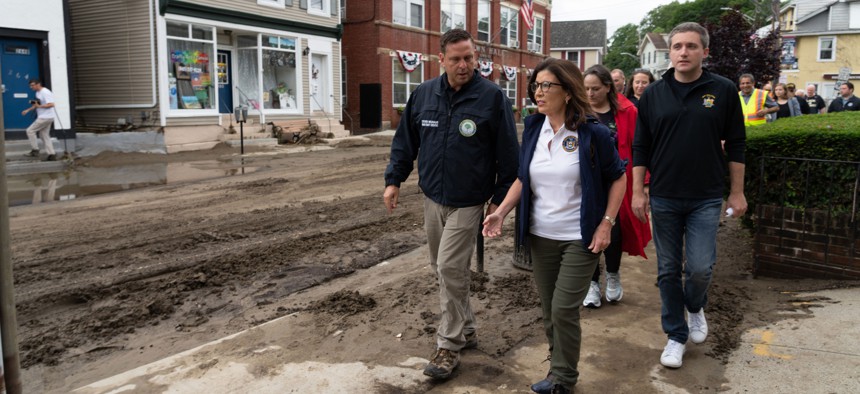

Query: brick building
left=341, top=0, right=551, bottom=131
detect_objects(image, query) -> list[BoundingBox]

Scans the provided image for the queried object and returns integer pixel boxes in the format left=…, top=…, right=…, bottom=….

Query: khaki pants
left=423, top=198, right=483, bottom=351
left=530, top=235, right=598, bottom=387
left=26, top=118, right=55, bottom=155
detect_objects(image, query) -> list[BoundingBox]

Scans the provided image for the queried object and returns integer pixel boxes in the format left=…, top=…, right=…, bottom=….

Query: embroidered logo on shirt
left=562, top=135, right=579, bottom=152
left=421, top=119, right=439, bottom=128
left=459, top=119, right=477, bottom=137
left=702, top=94, right=716, bottom=108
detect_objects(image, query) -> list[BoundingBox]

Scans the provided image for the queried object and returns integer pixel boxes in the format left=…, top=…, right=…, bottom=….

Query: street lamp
left=721, top=7, right=755, bottom=24
left=620, top=52, right=640, bottom=65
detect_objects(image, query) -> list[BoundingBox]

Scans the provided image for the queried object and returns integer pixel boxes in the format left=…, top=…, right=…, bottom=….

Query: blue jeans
left=650, top=196, right=722, bottom=343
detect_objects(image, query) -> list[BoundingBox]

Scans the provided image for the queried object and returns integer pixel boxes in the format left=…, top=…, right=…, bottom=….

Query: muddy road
left=9, top=142, right=853, bottom=393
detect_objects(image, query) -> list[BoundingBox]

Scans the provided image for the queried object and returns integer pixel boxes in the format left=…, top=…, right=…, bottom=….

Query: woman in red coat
left=581, top=65, right=653, bottom=307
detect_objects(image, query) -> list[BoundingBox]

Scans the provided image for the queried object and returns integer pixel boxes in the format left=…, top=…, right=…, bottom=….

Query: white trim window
left=441, top=0, right=466, bottom=33
left=261, top=35, right=300, bottom=111
left=500, top=6, right=518, bottom=47
left=257, top=0, right=285, bottom=9
left=818, top=37, right=835, bottom=61
left=393, top=58, right=423, bottom=106
left=499, top=79, right=516, bottom=105
left=308, top=0, right=329, bottom=16
left=166, top=20, right=216, bottom=111
left=393, top=0, right=424, bottom=29
left=527, top=17, right=543, bottom=52
left=477, top=0, right=491, bottom=42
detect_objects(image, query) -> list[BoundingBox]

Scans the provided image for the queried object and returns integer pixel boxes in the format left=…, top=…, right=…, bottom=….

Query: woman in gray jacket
left=773, top=83, right=802, bottom=119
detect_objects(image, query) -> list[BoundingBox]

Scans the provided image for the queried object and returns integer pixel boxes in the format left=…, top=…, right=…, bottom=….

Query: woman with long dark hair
left=482, top=58, right=626, bottom=394
left=581, top=64, right=652, bottom=308
left=625, top=69, right=655, bottom=107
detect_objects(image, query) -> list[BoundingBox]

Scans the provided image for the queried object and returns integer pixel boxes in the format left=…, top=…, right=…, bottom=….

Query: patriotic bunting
left=396, top=50, right=423, bottom=72
left=503, top=66, right=518, bottom=81
left=478, top=60, right=494, bottom=78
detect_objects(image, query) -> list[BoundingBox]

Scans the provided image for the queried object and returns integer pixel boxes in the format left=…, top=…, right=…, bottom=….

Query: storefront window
left=262, top=35, right=298, bottom=110
left=236, top=35, right=261, bottom=111
left=167, top=21, right=215, bottom=110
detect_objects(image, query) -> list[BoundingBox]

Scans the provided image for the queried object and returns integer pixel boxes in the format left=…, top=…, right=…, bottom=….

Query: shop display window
left=262, top=35, right=298, bottom=110
left=166, top=21, right=215, bottom=110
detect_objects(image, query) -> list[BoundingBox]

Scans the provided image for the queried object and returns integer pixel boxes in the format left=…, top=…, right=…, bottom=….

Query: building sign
left=4, top=45, right=30, bottom=55
left=780, top=37, right=797, bottom=70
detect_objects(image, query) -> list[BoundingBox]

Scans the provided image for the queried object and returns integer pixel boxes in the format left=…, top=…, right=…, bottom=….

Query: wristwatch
left=603, top=215, right=616, bottom=226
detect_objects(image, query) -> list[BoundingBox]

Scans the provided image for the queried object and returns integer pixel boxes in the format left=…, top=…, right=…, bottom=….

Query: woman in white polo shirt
left=482, top=58, right=626, bottom=394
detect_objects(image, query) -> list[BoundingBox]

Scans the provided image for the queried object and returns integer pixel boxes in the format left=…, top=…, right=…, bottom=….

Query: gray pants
left=423, top=198, right=483, bottom=351
left=530, top=235, right=598, bottom=387
left=26, top=118, right=55, bottom=155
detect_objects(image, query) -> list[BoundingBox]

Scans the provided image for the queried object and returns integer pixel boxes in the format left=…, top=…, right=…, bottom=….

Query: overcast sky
left=551, top=0, right=692, bottom=38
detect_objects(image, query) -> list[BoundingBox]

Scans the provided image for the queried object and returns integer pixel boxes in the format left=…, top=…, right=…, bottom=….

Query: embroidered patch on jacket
left=702, top=94, right=716, bottom=108
left=562, top=135, right=579, bottom=152
left=459, top=119, right=477, bottom=137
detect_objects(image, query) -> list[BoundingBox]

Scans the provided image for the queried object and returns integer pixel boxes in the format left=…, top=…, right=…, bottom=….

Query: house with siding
left=68, top=0, right=343, bottom=153
left=638, top=32, right=670, bottom=79
left=341, top=0, right=551, bottom=131
left=779, top=0, right=860, bottom=101
left=549, top=20, right=606, bottom=71
left=1, top=0, right=73, bottom=144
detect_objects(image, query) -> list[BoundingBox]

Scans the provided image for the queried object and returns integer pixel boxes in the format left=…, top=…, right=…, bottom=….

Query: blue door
left=217, top=50, right=233, bottom=114
left=1, top=38, right=40, bottom=131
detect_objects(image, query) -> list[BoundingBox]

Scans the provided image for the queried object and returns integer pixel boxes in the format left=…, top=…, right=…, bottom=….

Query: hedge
left=744, top=111, right=860, bottom=216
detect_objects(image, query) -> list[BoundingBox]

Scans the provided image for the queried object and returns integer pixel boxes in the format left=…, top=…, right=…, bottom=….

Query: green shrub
left=744, top=112, right=860, bottom=216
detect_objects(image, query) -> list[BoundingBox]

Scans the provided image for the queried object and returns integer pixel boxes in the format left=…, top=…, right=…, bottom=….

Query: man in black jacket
left=828, top=82, right=860, bottom=112
left=383, top=29, right=519, bottom=380
left=631, top=22, right=747, bottom=370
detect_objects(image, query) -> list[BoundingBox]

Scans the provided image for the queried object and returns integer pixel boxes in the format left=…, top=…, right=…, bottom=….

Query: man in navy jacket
left=383, top=29, right=519, bottom=380
left=827, top=82, right=860, bottom=112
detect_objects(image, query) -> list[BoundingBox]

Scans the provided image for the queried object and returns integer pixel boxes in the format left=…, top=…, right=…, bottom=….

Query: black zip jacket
left=385, top=70, right=519, bottom=207
left=632, top=68, right=746, bottom=199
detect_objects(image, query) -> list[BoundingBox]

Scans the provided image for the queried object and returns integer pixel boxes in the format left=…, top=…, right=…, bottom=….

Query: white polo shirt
left=528, top=116, right=583, bottom=241
left=35, top=87, right=56, bottom=119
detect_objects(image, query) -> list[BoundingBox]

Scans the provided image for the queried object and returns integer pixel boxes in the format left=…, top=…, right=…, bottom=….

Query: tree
left=641, top=0, right=765, bottom=34
left=705, top=8, right=780, bottom=85
left=604, top=24, right=640, bottom=77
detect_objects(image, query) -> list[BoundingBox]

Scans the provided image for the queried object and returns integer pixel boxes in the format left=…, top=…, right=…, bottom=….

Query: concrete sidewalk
left=70, top=239, right=860, bottom=393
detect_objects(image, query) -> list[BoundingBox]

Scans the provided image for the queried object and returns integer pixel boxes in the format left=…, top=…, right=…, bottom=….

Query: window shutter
left=300, top=0, right=307, bottom=9
left=285, top=0, right=292, bottom=6
left=331, top=0, right=337, bottom=16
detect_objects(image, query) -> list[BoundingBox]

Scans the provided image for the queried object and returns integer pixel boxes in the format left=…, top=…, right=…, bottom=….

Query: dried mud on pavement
left=10, top=143, right=856, bottom=393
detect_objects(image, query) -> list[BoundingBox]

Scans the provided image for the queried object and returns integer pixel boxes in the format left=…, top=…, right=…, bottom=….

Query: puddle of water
left=6, top=159, right=260, bottom=207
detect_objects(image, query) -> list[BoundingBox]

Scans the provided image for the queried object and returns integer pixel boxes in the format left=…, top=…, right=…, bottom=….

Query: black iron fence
left=753, top=156, right=860, bottom=279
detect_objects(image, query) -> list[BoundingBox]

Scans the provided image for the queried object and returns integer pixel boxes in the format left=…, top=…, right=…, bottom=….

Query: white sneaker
left=688, top=308, right=708, bottom=344
left=660, top=339, right=686, bottom=368
left=605, top=272, right=623, bottom=302
left=583, top=281, right=601, bottom=308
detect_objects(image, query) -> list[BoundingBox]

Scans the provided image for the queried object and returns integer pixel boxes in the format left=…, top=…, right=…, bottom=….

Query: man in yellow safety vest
left=738, top=74, right=777, bottom=126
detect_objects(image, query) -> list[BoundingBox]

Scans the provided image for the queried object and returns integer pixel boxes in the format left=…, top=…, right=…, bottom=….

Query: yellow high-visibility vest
left=739, top=89, right=767, bottom=126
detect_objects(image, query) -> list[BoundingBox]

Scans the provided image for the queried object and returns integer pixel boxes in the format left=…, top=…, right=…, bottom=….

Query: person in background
left=737, top=74, right=777, bottom=127
left=611, top=69, right=627, bottom=97
left=383, top=28, right=519, bottom=381
left=773, top=83, right=802, bottom=119
left=827, top=82, right=860, bottom=112
left=805, top=84, right=826, bottom=114
left=625, top=69, right=655, bottom=108
left=581, top=64, right=652, bottom=308
left=761, top=82, right=776, bottom=122
left=21, top=78, right=58, bottom=161
left=787, top=83, right=810, bottom=114
left=482, top=58, right=626, bottom=394
left=632, top=22, right=747, bottom=370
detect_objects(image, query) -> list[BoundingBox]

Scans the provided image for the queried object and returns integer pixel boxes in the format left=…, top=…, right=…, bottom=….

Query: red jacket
left=615, top=94, right=652, bottom=258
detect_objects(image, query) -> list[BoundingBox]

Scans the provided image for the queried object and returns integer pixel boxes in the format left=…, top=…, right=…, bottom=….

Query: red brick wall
left=754, top=205, right=860, bottom=279
left=342, top=0, right=549, bottom=132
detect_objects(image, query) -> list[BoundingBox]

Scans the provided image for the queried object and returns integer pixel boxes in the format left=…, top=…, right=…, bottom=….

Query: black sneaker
left=45, top=154, right=57, bottom=162
left=531, top=370, right=554, bottom=393
left=24, top=149, right=39, bottom=157
left=423, top=348, right=460, bottom=380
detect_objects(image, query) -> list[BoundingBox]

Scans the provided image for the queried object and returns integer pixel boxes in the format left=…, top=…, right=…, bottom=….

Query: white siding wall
left=198, top=0, right=339, bottom=29
left=1, top=0, right=72, bottom=129
left=830, top=2, right=850, bottom=30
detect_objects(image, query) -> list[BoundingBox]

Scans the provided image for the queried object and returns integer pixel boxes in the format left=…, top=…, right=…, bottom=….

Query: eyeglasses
left=529, top=81, right=563, bottom=93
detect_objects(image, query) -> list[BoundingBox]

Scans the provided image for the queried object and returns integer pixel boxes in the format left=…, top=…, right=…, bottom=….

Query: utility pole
left=0, top=74, right=23, bottom=394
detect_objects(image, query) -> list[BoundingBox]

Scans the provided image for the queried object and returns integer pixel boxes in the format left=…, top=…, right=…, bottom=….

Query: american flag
left=521, top=0, right=534, bottom=30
